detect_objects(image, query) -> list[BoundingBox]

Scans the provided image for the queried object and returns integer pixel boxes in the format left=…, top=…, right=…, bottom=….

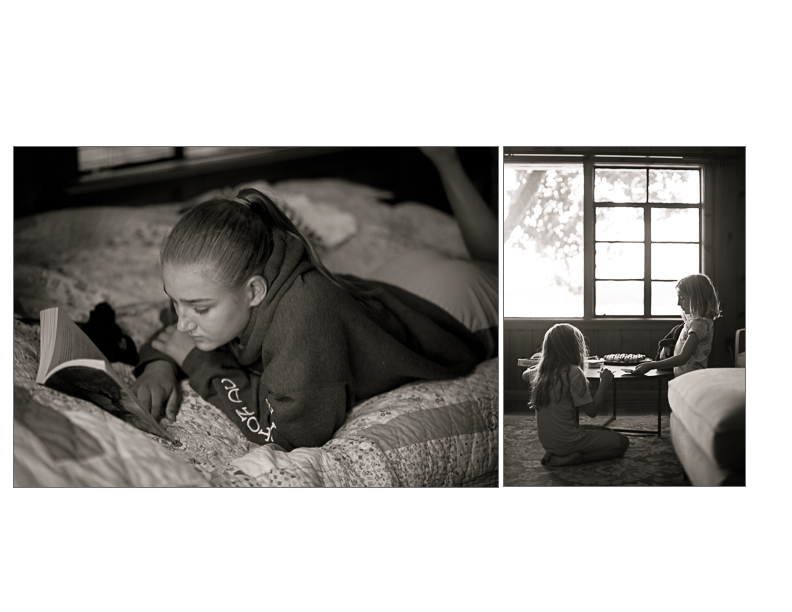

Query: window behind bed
left=504, top=153, right=703, bottom=318
left=77, top=146, right=263, bottom=173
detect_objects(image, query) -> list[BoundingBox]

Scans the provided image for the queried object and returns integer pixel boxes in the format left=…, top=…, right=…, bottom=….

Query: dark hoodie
left=136, top=231, right=488, bottom=450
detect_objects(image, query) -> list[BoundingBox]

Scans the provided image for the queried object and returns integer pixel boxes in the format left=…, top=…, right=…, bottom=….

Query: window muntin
left=594, top=166, right=701, bottom=316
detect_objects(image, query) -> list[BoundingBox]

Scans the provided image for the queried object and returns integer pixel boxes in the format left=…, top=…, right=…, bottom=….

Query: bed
left=13, top=179, right=499, bottom=487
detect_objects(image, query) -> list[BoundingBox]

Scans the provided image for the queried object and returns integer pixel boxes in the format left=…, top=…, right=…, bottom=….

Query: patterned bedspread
left=13, top=179, right=498, bottom=487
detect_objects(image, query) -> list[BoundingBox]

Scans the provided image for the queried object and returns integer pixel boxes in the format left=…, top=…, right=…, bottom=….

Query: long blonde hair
left=529, top=323, right=589, bottom=409
left=677, top=273, right=722, bottom=320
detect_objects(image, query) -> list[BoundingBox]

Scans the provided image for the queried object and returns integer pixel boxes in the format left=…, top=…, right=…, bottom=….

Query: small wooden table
left=517, top=358, right=674, bottom=437
left=584, top=365, right=674, bottom=436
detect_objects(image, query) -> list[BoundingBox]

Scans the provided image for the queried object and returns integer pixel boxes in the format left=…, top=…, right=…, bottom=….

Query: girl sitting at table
left=523, top=323, right=630, bottom=468
left=632, top=273, right=722, bottom=377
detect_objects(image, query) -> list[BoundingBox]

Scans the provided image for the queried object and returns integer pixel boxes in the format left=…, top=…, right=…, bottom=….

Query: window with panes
left=504, top=158, right=702, bottom=318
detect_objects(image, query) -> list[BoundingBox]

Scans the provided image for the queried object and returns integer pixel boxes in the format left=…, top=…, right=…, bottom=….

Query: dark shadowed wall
left=14, top=146, right=498, bottom=219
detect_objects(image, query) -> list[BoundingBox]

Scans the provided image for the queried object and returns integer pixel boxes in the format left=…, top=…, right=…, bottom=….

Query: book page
left=37, top=308, right=108, bottom=383
left=53, top=310, right=107, bottom=365
left=37, top=307, right=180, bottom=445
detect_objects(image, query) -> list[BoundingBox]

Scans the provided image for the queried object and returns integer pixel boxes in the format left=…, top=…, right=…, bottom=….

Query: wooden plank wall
left=504, top=318, right=679, bottom=401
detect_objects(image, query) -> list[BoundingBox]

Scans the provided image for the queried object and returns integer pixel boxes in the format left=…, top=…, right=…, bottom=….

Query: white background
left=4, top=2, right=784, bottom=610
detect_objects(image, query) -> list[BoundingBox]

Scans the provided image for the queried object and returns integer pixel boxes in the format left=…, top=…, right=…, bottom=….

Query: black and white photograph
left=6, top=2, right=787, bottom=611
left=503, top=146, right=746, bottom=486
left=14, top=146, right=499, bottom=487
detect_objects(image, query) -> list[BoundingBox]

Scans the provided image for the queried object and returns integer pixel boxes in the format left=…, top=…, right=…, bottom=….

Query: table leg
left=610, top=378, right=664, bottom=437
left=657, top=379, right=662, bottom=436
left=602, top=379, right=616, bottom=427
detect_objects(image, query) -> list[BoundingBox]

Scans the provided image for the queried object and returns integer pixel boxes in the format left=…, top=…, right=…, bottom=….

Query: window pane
left=596, top=281, right=643, bottom=315
left=78, top=146, right=175, bottom=172
left=504, top=165, right=584, bottom=317
left=596, top=206, right=644, bottom=241
left=652, top=208, right=699, bottom=242
left=595, top=169, right=646, bottom=203
left=652, top=281, right=681, bottom=316
left=596, top=243, right=644, bottom=279
left=649, top=169, right=700, bottom=203
left=652, top=243, right=699, bottom=280
left=184, top=146, right=264, bottom=158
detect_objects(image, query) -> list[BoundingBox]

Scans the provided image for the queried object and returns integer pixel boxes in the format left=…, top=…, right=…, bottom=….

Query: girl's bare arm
left=635, top=333, right=699, bottom=374
left=580, top=368, right=613, bottom=417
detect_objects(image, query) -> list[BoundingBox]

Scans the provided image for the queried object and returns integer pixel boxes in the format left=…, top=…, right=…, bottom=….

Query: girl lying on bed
left=131, top=148, right=498, bottom=451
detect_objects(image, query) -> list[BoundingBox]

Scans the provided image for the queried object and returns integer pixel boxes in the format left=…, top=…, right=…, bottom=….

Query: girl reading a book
left=131, top=148, right=498, bottom=451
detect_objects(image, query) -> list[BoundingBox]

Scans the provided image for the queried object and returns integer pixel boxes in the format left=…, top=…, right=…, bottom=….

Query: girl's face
left=676, top=288, right=691, bottom=315
left=162, top=264, right=255, bottom=351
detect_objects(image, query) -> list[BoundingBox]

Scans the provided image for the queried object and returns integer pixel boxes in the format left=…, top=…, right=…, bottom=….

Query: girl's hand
left=632, top=362, right=653, bottom=376
left=599, top=367, right=614, bottom=386
left=151, top=325, right=196, bottom=368
left=130, top=360, right=181, bottom=422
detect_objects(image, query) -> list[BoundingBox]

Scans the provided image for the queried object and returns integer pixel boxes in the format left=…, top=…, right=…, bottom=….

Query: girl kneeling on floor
left=523, top=323, right=629, bottom=468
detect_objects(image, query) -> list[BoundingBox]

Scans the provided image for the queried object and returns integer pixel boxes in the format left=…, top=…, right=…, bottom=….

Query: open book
left=36, top=307, right=179, bottom=445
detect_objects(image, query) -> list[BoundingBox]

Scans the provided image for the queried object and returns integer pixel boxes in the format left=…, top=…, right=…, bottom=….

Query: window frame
left=504, top=154, right=708, bottom=320
left=592, top=163, right=703, bottom=317
left=76, top=146, right=269, bottom=174
left=77, top=146, right=183, bottom=174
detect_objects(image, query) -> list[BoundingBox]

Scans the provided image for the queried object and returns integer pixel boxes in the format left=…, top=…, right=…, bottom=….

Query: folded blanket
left=656, top=324, right=683, bottom=360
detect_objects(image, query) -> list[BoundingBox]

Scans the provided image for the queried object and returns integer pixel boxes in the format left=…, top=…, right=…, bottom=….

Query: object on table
left=603, top=353, right=649, bottom=365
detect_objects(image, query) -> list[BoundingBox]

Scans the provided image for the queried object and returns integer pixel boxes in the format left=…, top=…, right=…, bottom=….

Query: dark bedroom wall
left=13, top=146, right=498, bottom=219
left=14, top=147, right=79, bottom=218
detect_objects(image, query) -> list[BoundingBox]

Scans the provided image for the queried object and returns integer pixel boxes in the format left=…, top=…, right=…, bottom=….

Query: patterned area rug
left=504, top=413, right=689, bottom=486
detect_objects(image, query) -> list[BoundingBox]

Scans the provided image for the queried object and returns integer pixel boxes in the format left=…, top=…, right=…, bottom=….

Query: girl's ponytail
left=235, top=188, right=374, bottom=301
